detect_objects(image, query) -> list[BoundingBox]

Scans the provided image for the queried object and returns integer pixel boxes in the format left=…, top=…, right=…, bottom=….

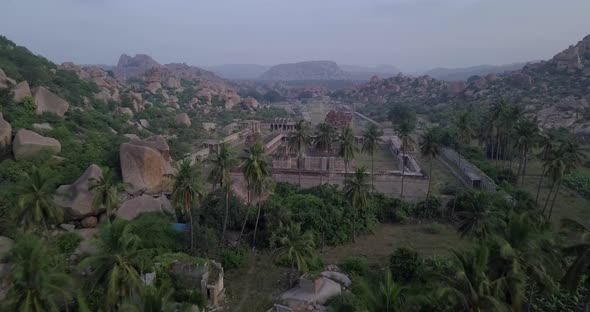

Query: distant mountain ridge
left=205, top=64, right=270, bottom=80
left=259, top=60, right=352, bottom=81
left=424, top=63, right=531, bottom=81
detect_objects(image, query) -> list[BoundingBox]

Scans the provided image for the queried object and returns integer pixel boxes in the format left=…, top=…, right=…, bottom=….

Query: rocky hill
left=342, top=34, right=590, bottom=136
left=259, top=61, right=352, bottom=81
left=205, top=64, right=271, bottom=80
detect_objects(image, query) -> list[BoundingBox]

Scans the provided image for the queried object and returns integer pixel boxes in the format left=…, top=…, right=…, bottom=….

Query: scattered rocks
left=55, top=164, right=104, bottom=220
left=117, top=107, right=134, bottom=118
left=12, top=129, right=61, bottom=160
left=33, top=87, right=70, bottom=116
left=120, top=135, right=173, bottom=194
left=32, top=123, right=53, bottom=132
left=202, top=122, right=217, bottom=132
left=60, top=223, right=76, bottom=232
left=0, top=237, right=14, bottom=257
left=0, top=68, right=16, bottom=89
left=147, top=82, right=162, bottom=94
left=115, top=195, right=173, bottom=220
left=139, top=119, right=150, bottom=129
left=175, top=113, right=191, bottom=127
left=12, top=81, right=31, bottom=103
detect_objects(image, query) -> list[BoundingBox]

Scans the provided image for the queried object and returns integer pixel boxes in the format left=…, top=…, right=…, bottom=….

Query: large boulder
left=117, top=107, right=134, bottom=118
left=12, top=81, right=32, bottom=103
left=446, top=81, right=467, bottom=97
left=0, top=113, right=11, bottom=151
left=55, top=164, right=104, bottom=219
left=175, top=113, right=191, bottom=127
left=120, top=136, right=173, bottom=194
left=0, top=68, right=16, bottom=89
left=33, top=87, right=69, bottom=116
left=115, top=195, right=172, bottom=220
left=12, top=129, right=61, bottom=160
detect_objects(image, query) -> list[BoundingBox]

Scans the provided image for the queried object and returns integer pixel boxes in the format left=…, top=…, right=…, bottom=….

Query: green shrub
left=564, top=171, right=590, bottom=199
left=327, top=293, right=363, bottom=312
left=420, top=223, right=444, bottom=235
left=220, top=248, right=246, bottom=270
left=339, top=256, right=369, bottom=277
left=53, top=232, right=82, bottom=254
left=413, top=197, right=441, bottom=219
left=129, top=212, right=183, bottom=251
left=174, top=288, right=206, bottom=307
left=389, top=247, right=422, bottom=283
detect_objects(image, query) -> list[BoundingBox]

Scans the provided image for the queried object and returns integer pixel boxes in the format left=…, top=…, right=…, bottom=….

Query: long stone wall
left=438, top=147, right=497, bottom=192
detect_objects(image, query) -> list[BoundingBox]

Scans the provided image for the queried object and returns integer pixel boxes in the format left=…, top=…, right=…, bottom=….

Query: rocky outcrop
left=113, top=54, right=160, bottom=79
left=0, top=68, right=16, bottom=89
left=55, top=164, right=104, bottom=220
left=12, top=129, right=61, bottom=160
left=120, top=136, right=173, bottom=194
left=12, top=81, right=31, bottom=103
left=243, top=97, right=259, bottom=109
left=165, top=77, right=181, bottom=89
left=202, top=122, right=216, bottom=132
left=117, top=107, right=134, bottom=118
left=33, top=87, right=69, bottom=116
left=175, top=113, right=191, bottom=127
left=147, top=82, right=162, bottom=94
left=446, top=81, right=467, bottom=97
left=115, top=195, right=172, bottom=220
left=260, top=61, right=352, bottom=81
left=0, top=113, right=11, bottom=151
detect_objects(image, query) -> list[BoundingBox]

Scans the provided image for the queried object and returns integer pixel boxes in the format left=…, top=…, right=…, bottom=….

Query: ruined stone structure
left=325, top=110, right=352, bottom=130
left=240, top=119, right=261, bottom=133
left=438, top=147, right=497, bottom=191
left=388, top=136, right=421, bottom=173
left=267, top=117, right=296, bottom=131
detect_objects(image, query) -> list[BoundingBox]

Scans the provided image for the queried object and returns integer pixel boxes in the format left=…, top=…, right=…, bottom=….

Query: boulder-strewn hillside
left=205, top=64, right=271, bottom=80
left=343, top=34, right=590, bottom=136
left=260, top=60, right=352, bottom=81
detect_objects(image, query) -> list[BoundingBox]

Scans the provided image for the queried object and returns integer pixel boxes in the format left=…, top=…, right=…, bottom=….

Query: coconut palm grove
left=1, top=3, right=590, bottom=312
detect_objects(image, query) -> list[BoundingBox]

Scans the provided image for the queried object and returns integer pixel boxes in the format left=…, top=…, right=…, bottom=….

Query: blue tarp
left=172, top=223, right=188, bottom=232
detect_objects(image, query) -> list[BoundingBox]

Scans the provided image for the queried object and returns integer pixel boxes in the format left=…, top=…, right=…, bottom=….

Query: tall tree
left=120, top=285, right=180, bottom=312
left=239, top=142, right=272, bottom=248
left=271, top=222, right=315, bottom=286
left=288, top=120, right=311, bottom=187
left=89, top=167, right=121, bottom=224
left=535, top=132, right=555, bottom=204
left=343, top=166, right=370, bottom=242
left=397, top=120, right=415, bottom=199
left=79, top=219, right=143, bottom=309
left=16, top=166, right=63, bottom=234
left=1, top=234, right=77, bottom=312
left=208, top=143, right=238, bottom=241
left=560, top=218, right=590, bottom=309
left=419, top=127, right=441, bottom=204
left=543, top=141, right=583, bottom=220
left=172, top=159, right=203, bottom=251
left=338, top=127, right=358, bottom=176
left=455, top=111, right=474, bottom=150
left=456, top=192, right=504, bottom=241
left=315, top=122, right=337, bottom=184
left=362, top=124, right=383, bottom=192
left=513, top=118, right=540, bottom=185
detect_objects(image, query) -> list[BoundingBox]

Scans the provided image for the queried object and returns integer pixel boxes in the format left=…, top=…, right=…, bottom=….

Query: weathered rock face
left=165, top=77, right=181, bottom=89
left=33, top=87, right=69, bottom=116
left=243, top=97, right=259, bottom=109
left=0, top=113, right=11, bottom=151
left=115, top=195, right=172, bottom=220
left=120, top=136, right=173, bottom=194
left=12, top=129, right=61, bottom=160
left=536, top=97, right=582, bottom=129
left=55, top=164, right=104, bottom=220
left=12, top=81, right=31, bottom=103
left=260, top=61, right=352, bottom=81
left=446, top=81, right=467, bottom=97
left=0, top=68, right=16, bottom=89
left=147, top=82, right=162, bottom=94
left=117, top=107, right=134, bottom=118
left=114, top=54, right=160, bottom=79
left=175, top=113, right=191, bottom=127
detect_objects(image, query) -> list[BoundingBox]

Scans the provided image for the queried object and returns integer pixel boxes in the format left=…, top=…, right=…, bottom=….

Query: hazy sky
left=0, top=0, right=589, bottom=71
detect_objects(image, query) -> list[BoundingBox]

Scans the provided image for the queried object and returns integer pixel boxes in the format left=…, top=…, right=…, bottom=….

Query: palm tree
left=120, top=285, right=181, bottom=312
left=89, top=167, right=121, bottom=224
left=455, top=111, right=474, bottom=150
left=338, top=127, right=358, bottom=176
left=560, top=218, right=590, bottom=308
left=362, top=124, right=383, bottom=192
left=358, top=270, right=406, bottom=312
left=343, top=166, right=370, bottom=242
left=420, top=127, right=441, bottom=204
left=397, top=120, right=415, bottom=198
left=513, top=118, right=540, bottom=185
left=288, top=120, right=311, bottom=187
left=544, top=142, right=583, bottom=220
left=535, top=132, right=555, bottom=204
left=456, top=192, right=504, bottom=241
left=315, top=122, right=336, bottom=184
left=16, top=166, right=63, bottom=234
left=239, top=142, right=272, bottom=248
left=208, top=143, right=238, bottom=241
left=79, top=219, right=143, bottom=309
left=1, top=234, right=77, bottom=312
left=172, top=158, right=203, bottom=251
left=271, top=222, right=315, bottom=286
left=437, top=246, right=510, bottom=311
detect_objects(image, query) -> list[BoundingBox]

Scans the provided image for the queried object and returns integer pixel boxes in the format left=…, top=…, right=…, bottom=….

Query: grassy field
left=355, top=145, right=399, bottom=171
left=223, top=222, right=470, bottom=312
